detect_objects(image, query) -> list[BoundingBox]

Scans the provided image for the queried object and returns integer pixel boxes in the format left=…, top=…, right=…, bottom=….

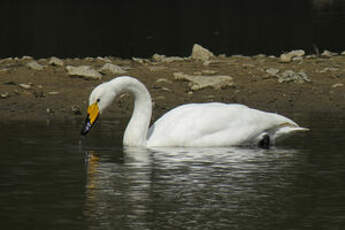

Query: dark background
left=0, top=0, right=344, bottom=58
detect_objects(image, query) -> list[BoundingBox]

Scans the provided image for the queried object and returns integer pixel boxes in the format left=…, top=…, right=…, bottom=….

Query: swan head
left=81, top=81, right=116, bottom=135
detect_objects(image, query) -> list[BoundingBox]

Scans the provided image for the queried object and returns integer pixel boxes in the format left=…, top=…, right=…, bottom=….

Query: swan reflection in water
left=82, top=146, right=302, bottom=228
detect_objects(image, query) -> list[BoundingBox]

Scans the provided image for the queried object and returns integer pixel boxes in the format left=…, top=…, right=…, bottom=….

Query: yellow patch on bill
left=87, top=103, right=99, bottom=124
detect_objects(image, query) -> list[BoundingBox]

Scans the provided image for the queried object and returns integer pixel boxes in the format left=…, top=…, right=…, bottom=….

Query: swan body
left=81, top=76, right=308, bottom=147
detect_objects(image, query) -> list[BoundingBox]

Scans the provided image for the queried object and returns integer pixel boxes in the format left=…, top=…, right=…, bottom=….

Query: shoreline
left=0, top=46, right=344, bottom=123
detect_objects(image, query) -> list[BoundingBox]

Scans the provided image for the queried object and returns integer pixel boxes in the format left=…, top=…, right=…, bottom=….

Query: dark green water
left=0, top=114, right=344, bottom=229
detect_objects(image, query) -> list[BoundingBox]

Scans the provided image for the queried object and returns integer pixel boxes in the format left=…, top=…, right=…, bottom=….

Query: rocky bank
left=0, top=44, right=344, bottom=123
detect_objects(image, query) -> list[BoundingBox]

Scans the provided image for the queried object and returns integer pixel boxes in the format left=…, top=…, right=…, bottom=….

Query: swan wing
left=147, top=103, right=303, bottom=147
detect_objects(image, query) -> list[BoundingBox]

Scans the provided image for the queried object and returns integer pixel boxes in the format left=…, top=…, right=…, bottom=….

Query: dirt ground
left=0, top=54, right=344, bottom=125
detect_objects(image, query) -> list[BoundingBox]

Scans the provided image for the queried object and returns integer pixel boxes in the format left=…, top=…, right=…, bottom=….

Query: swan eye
left=96, top=98, right=100, bottom=103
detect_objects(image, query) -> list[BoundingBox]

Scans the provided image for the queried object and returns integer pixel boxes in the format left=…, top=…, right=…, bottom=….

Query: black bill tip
left=81, top=115, right=98, bottom=136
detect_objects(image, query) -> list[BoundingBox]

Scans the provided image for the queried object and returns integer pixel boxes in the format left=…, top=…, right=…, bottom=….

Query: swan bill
left=80, top=103, right=99, bottom=136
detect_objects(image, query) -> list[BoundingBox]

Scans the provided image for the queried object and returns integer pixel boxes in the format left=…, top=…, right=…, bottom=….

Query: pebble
left=48, top=91, right=59, bottom=95
left=332, top=83, right=344, bottom=88
left=46, top=108, right=54, bottom=114
left=155, top=78, right=172, bottom=84
left=18, top=83, right=32, bottom=89
left=1, top=92, right=9, bottom=98
left=71, top=105, right=82, bottom=115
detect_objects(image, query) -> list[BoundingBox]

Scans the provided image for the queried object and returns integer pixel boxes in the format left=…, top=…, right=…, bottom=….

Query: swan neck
left=114, top=77, right=152, bottom=146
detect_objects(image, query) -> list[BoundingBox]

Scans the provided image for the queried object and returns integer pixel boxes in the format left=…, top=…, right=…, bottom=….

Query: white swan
left=81, top=76, right=308, bottom=147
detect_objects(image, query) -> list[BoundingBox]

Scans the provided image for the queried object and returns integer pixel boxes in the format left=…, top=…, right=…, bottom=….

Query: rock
left=280, top=50, right=305, bottom=63
left=253, top=54, right=266, bottom=58
left=306, top=54, right=317, bottom=59
left=99, top=63, right=127, bottom=75
left=341, top=51, right=345, bottom=56
left=97, top=56, right=112, bottom=63
left=152, top=53, right=185, bottom=63
left=71, top=105, right=82, bottom=115
left=191, top=44, right=214, bottom=61
left=1, top=92, right=9, bottom=99
left=332, top=83, right=344, bottom=88
left=321, top=50, right=337, bottom=58
left=292, top=56, right=303, bottom=61
left=49, top=57, right=64, bottom=66
left=174, top=72, right=233, bottom=91
left=132, top=57, right=149, bottom=64
left=22, top=56, right=33, bottom=60
left=319, top=67, right=338, bottom=73
left=202, top=70, right=217, bottom=75
left=156, top=96, right=166, bottom=100
left=155, top=78, right=172, bottom=84
left=46, top=108, right=54, bottom=114
left=18, top=83, right=32, bottom=89
left=66, top=65, right=102, bottom=80
left=26, top=61, right=44, bottom=70
left=277, top=70, right=311, bottom=84
left=160, top=87, right=171, bottom=92
left=265, top=68, right=280, bottom=76
left=48, top=91, right=59, bottom=95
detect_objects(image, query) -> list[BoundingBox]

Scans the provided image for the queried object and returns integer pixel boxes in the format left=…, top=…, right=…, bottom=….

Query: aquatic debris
left=66, top=65, right=102, bottom=80
left=174, top=72, right=233, bottom=91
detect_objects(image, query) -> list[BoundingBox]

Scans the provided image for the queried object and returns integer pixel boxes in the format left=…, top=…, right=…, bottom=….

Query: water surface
left=0, top=114, right=344, bottom=229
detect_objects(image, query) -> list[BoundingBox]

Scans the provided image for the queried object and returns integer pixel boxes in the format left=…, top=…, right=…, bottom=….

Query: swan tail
left=271, top=122, right=309, bottom=144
